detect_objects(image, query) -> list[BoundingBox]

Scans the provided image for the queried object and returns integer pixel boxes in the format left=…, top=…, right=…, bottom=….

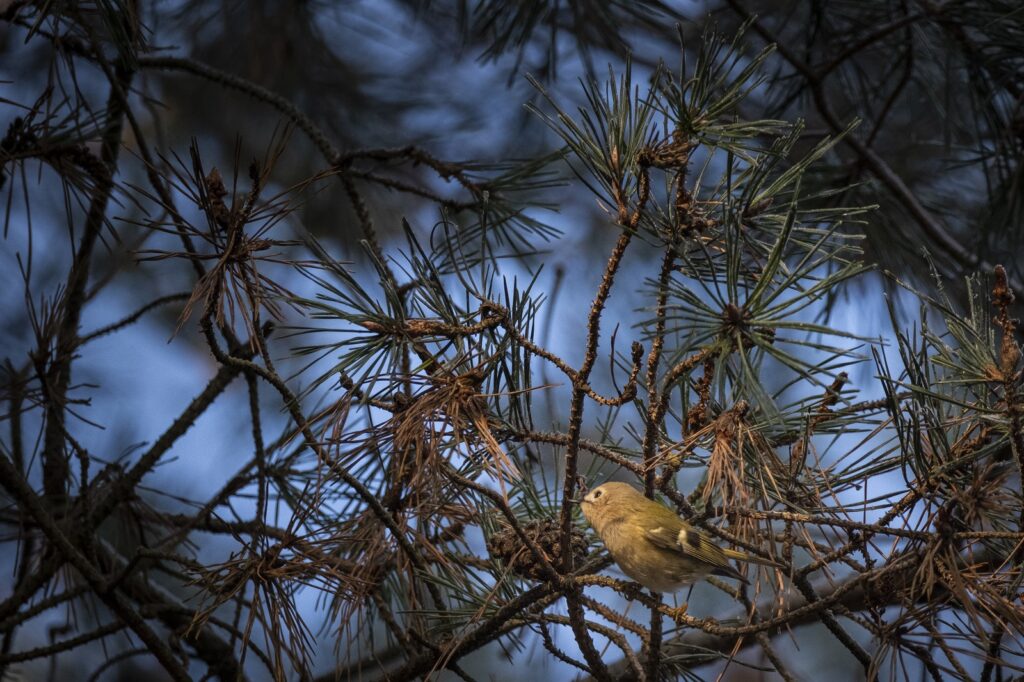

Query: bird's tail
left=722, top=547, right=784, bottom=570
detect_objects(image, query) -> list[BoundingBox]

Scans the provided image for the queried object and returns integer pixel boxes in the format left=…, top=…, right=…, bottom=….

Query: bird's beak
left=566, top=496, right=585, bottom=505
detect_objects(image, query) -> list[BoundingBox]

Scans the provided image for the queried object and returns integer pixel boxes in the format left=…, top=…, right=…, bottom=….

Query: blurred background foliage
left=6, top=0, right=1020, bottom=298
left=41, top=0, right=1019, bottom=292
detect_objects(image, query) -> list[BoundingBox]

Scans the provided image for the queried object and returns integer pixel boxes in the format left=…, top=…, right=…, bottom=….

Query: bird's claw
left=669, top=603, right=688, bottom=625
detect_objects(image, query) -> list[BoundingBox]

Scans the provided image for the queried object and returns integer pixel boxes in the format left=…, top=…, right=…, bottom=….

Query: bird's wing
left=643, top=525, right=732, bottom=573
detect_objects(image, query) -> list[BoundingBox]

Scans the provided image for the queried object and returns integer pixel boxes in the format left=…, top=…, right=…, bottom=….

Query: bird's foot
left=668, top=602, right=688, bottom=625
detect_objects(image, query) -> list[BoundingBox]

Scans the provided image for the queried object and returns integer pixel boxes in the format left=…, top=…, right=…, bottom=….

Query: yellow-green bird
left=579, top=481, right=782, bottom=592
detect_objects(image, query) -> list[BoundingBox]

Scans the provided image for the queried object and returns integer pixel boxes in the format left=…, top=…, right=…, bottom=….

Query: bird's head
left=579, top=481, right=641, bottom=527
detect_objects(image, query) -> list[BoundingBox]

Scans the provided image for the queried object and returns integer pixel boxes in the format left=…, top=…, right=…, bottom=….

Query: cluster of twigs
left=1, top=3, right=1022, bottom=681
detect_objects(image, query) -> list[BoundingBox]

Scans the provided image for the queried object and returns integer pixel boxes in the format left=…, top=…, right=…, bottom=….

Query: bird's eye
left=593, top=490, right=603, bottom=499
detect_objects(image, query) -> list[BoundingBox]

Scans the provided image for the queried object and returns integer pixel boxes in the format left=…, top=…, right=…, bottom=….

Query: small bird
left=579, top=481, right=782, bottom=592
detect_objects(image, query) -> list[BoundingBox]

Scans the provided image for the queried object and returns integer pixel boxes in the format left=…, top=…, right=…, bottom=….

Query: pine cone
left=487, top=519, right=588, bottom=581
